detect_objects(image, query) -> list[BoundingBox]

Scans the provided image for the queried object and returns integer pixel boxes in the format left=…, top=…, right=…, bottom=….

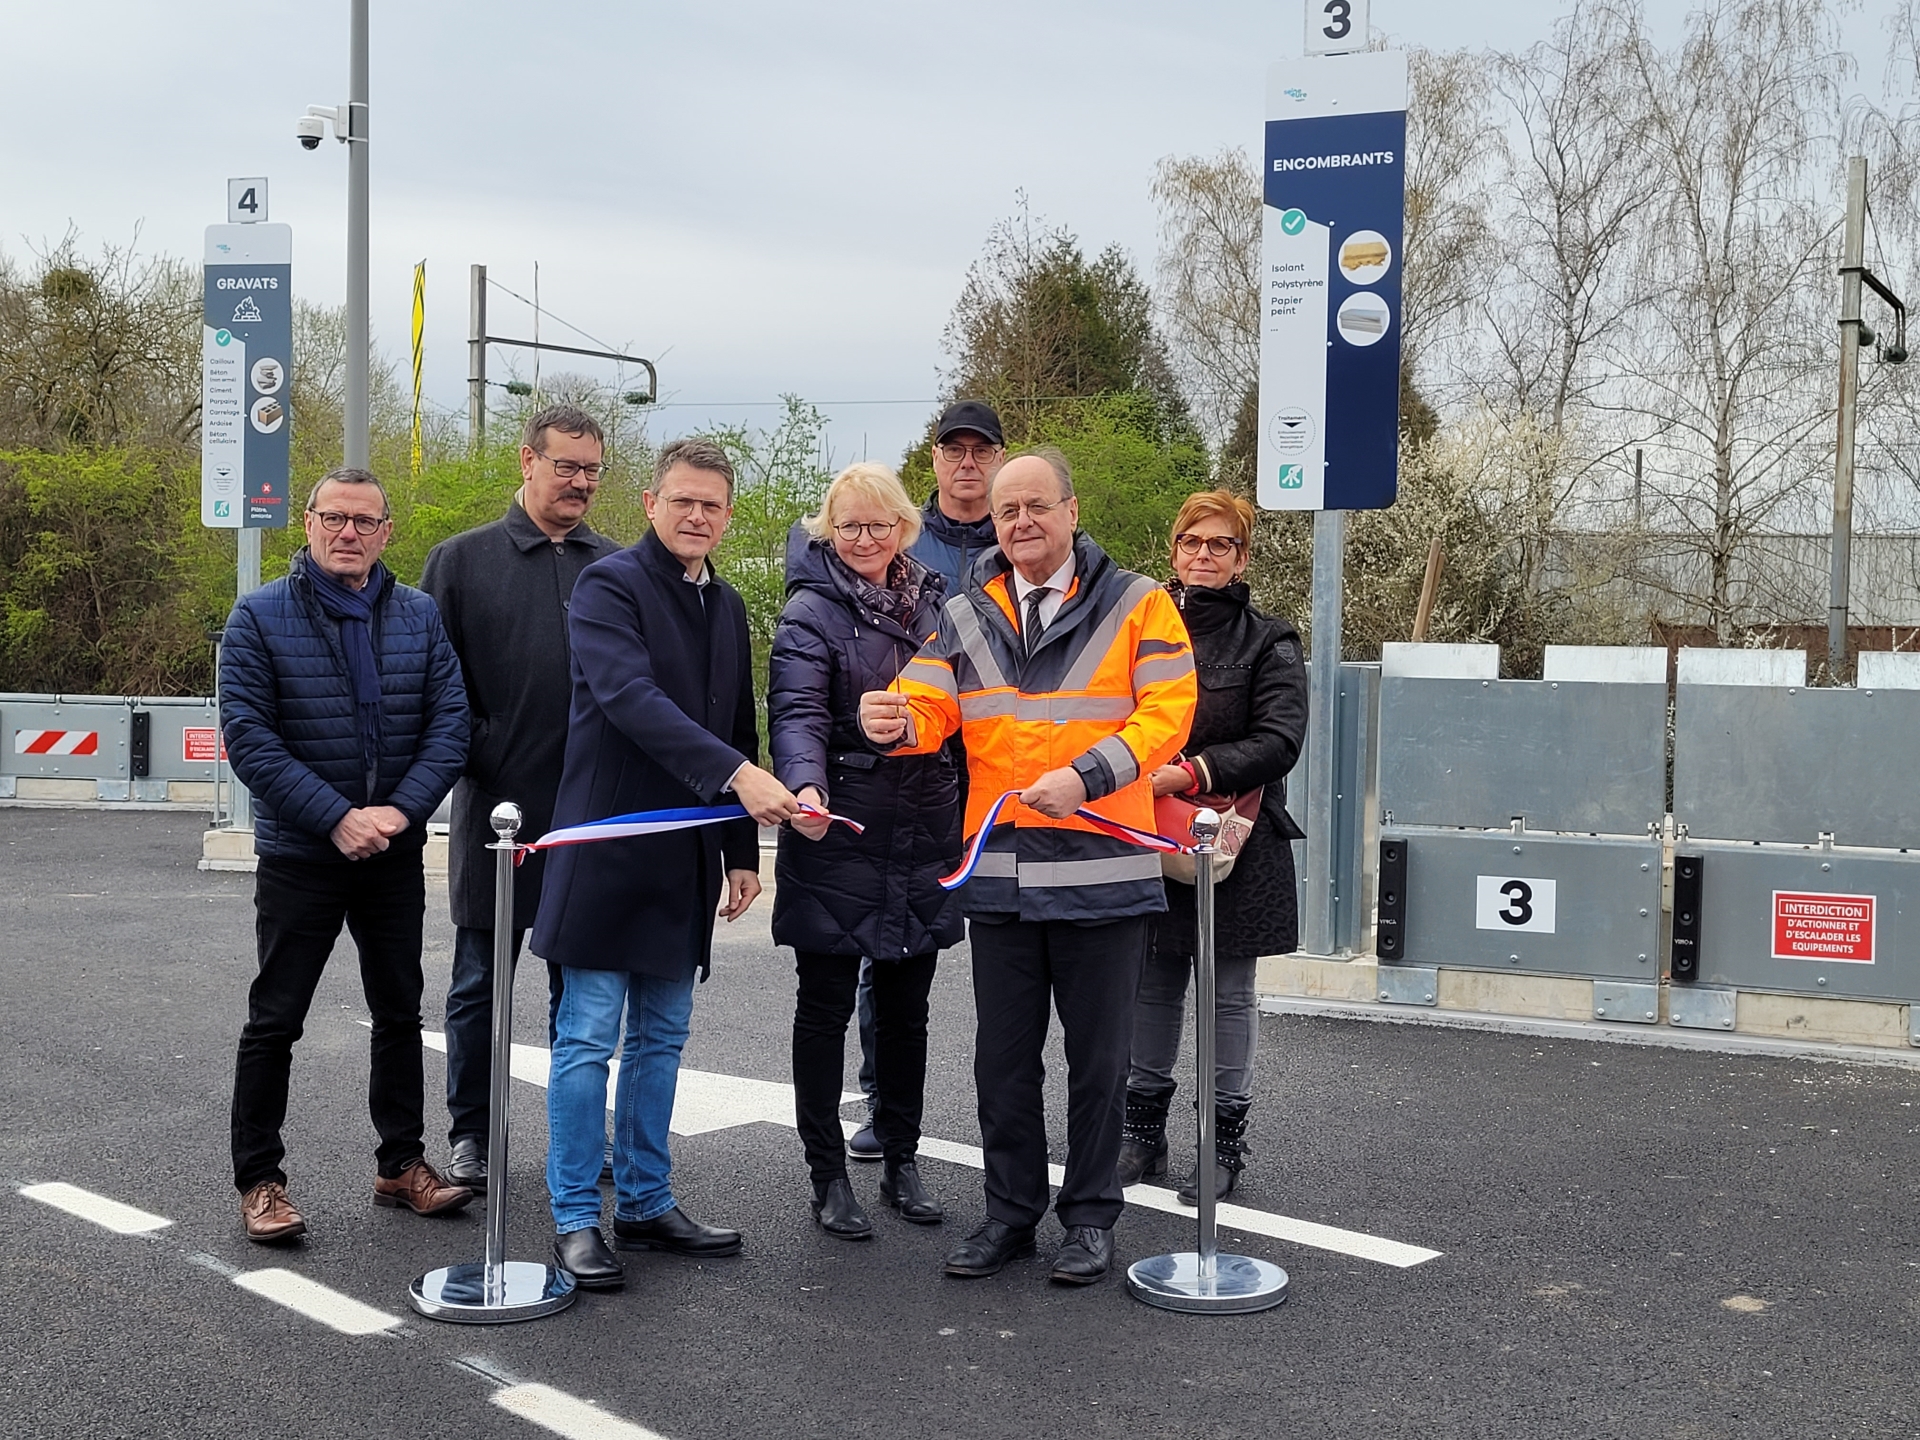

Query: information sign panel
left=1772, top=891, right=1875, bottom=963
left=1258, top=51, right=1406, bottom=511
left=202, top=223, right=292, bottom=529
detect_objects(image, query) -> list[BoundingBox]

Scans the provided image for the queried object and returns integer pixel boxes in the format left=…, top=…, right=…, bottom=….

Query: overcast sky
left=1, top=1, right=1908, bottom=466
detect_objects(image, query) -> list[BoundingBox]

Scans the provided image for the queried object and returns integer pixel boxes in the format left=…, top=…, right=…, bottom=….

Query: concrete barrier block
left=1437, top=968, right=1593, bottom=1020
left=1257, top=953, right=1378, bottom=1002
left=201, top=825, right=450, bottom=877
left=1735, top=991, right=1910, bottom=1049
left=18, top=778, right=97, bottom=802
left=167, top=781, right=215, bottom=805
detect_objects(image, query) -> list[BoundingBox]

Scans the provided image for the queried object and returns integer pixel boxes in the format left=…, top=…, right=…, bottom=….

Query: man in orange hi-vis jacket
left=860, top=446, right=1196, bottom=1287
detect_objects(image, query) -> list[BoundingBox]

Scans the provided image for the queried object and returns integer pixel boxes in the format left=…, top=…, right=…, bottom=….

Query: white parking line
left=232, top=1268, right=402, bottom=1336
left=18, top=1182, right=172, bottom=1235
left=494, top=1383, right=669, bottom=1439
left=419, top=1029, right=1443, bottom=1268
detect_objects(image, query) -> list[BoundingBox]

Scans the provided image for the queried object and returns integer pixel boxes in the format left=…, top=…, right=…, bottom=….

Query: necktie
left=1024, top=587, right=1048, bottom=656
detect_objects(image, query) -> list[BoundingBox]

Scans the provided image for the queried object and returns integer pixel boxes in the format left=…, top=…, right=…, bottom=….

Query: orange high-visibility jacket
left=888, top=533, right=1197, bottom=922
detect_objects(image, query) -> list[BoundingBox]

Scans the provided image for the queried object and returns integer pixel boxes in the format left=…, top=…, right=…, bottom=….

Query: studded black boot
left=1176, top=1098, right=1250, bottom=1205
left=1114, top=1083, right=1175, bottom=1187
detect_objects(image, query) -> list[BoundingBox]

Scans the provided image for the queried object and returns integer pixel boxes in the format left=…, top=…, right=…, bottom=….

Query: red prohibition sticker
left=1771, top=891, right=1875, bottom=964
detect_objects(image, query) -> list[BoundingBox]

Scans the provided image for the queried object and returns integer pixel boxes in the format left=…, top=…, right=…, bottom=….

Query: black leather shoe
left=943, top=1218, right=1036, bottom=1278
left=846, top=1119, right=883, bottom=1162
left=611, top=1206, right=743, bottom=1257
left=554, top=1227, right=624, bottom=1289
left=1050, top=1225, right=1114, bottom=1285
left=445, top=1135, right=487, bottom=1192
left=810, top=1178, right=873, bottom=1240
left=880, top=1160, right=944, bottom=1225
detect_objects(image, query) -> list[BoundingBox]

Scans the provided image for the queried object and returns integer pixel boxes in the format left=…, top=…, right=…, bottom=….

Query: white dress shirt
left=1011, top=554, right=1077, bottom=637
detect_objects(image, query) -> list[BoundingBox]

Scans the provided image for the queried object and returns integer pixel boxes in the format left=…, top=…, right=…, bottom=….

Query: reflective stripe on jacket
left=889, top=532, right=1197, bottom=922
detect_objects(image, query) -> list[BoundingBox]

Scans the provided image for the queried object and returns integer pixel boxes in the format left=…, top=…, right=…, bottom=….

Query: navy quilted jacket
left=220, top=548, right=469, bottom=862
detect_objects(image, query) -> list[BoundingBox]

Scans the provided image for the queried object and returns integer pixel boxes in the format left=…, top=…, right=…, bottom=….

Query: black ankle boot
left=1176, top=1099, right=1250, bottom=1205
left=1115, top=1083, right=1175, bottom=1187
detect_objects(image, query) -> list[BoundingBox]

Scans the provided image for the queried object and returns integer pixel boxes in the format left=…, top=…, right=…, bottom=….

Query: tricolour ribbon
left=521, top=801, right=862, bottom=861
left=937, top=789, right=1189, bottom=891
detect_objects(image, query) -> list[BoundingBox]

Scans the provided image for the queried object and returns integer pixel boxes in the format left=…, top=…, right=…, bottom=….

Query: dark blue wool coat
left=767, top=534, right=963, bottom=959
left=531, top=530, right=760, bottom=981
left=220, top=548, right=468, bottom=862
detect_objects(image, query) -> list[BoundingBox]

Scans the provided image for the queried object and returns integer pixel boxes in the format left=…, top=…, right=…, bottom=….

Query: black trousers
left=970, top=915, right=1149, bottom=1231
left=231, top=848, right=428, bottom=1192
left=792, top=950, right=937, bottom=1184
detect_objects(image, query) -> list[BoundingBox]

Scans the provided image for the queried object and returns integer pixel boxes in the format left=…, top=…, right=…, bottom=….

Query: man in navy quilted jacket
left=221, top=467, right=472, bottom=1244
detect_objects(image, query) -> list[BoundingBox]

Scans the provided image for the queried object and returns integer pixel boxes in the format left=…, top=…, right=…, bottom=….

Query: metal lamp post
left=1127, top=808, right=1290, bottom=1314
left=409, top=803, right=576, bottom=1323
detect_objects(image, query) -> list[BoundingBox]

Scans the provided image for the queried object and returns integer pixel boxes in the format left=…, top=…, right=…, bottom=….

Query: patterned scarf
left=826, top=548, right=931, bottom=629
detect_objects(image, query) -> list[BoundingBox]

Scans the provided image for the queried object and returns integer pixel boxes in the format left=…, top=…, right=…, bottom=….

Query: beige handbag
left=1155, top=788, right=1263, bottom=885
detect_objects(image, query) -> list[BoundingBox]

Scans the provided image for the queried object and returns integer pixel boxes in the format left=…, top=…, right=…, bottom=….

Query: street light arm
left=484, top=336, right=658, bottom=402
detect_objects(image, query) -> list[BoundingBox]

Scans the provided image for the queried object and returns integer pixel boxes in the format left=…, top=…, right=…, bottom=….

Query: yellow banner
left=410, top=261, right=426, bottom=476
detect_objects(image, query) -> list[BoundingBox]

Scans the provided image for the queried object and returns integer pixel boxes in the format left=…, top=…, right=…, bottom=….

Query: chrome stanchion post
left=1126, top=808, right=1289, bottom=1314
left=1194, top=811, right=1219, bottom=1282
left=409, top=802, right=577, bottom=1323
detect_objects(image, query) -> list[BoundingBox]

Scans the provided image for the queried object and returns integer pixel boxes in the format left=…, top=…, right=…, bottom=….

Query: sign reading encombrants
left=1257, top=50, right=1406, bottom=511
left=202, top=223, right=292, bottom=529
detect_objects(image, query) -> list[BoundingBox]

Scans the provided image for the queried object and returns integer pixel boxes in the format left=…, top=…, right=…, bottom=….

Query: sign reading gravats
left=202, top=223, right=292, bottom=530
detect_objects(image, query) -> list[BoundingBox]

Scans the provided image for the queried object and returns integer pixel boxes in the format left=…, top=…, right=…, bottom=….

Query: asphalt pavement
left=2, top=809, right=1918, bottom=1439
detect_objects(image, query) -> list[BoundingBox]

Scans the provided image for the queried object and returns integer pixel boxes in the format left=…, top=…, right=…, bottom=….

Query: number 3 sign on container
left=1305, top=0, right=1368, bottom=56
left=1475, top=875, right=1558, bottom=935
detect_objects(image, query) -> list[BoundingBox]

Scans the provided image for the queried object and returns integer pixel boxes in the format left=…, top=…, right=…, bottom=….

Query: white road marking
left=19, top=1182, right=172, bottom=1234
left=494, top=1383, right=669, bottom=1439
left=232, top=1268, right=402, bottom=1335
left=419, top=1029, right=1442, bottom=1268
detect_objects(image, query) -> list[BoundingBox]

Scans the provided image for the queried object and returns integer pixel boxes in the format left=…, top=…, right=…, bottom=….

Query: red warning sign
left=1771, top=891, right=1875, bottom=964
left=183, top=727, right=227, bottom=763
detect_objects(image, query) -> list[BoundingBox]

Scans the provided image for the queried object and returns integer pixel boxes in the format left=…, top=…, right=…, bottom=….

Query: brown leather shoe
left=241, top=1181, right=307, bottom=1244
left=373, top=1158, right=474, bottom=1216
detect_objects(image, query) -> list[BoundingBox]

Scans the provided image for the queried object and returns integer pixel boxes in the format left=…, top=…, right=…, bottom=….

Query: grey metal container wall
left=1375, top=649, right=1668, bottom=994
left=1, top=696, right=134, bottom=800
left=132, top=698, right=221, bottom=801
left=1287, top=662, right=1378, bottom=957
left=1378, top=675, right=1666, bottom=834
left=1673, top=656, right=1920, bottom=1013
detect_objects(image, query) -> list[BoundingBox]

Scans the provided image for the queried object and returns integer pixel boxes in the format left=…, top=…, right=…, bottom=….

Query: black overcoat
left=1156, top=580, right=1309, bottom=964
left=766, top=536, right=963, bottom=959
left=530, top=530, right=761, bottom=981
left=420, top=502, right=618, bottom=929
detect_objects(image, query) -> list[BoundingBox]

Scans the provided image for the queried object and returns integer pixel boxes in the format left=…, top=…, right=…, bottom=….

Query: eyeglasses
left=536, top=450, right=606, bottom=481
left=1175, top=533, right=1247, bottom=558
left=663, top=495, right=729, bottom=520
left=831, top=520, right=899, bottom=542
left=992, top=499, right=1064, bottom=525
left=309, top=510, right=389, bottom=536
left=939, top=442, right=1002, bottom=465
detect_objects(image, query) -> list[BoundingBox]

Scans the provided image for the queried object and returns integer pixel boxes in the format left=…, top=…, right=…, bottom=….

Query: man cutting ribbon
left=533, top=437, right=802, bottom=1291
left=858, top=447, right=1197, bottom=1287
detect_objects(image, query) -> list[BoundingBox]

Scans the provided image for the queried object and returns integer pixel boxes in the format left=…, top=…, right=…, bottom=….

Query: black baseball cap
left=933, top=400, right=1004, bottom=447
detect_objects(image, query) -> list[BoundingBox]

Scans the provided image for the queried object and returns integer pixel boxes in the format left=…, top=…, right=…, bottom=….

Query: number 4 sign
left=228, top=177, right=268, bottom=225
left=1305, top=0, right=1369, bottom=55
left=1475, top=875, right=1559, bottom=934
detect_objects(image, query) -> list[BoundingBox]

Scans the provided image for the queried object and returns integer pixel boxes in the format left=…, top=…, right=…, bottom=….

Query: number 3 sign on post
left=1305, top=0, right=1369, bottom=55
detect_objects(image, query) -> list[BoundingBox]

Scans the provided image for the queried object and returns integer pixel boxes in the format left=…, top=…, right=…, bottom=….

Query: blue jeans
left=445, top=926, right=569, bottom=1143
left=547, top=964, right=695, bottom=1234
left=855, top=958, right=877, bottom=1106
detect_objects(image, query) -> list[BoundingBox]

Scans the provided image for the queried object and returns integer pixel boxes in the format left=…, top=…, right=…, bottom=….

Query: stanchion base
left=1126, top=1252, right=1290, bottom=1314
left=409, top=1260, right=577, bottom=1324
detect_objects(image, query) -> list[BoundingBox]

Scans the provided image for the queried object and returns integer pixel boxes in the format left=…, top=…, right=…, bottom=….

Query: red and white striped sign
left=13, top=729, right=99, bottom=756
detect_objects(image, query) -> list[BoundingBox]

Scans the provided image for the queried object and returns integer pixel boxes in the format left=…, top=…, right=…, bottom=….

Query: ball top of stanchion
left=1189, top=807, right=1221, bottom=845
left=490, top=802, right=523, bottom=841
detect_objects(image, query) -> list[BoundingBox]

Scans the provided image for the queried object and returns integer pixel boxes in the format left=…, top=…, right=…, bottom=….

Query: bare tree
left=1617, top=0, right=1851, bottom=642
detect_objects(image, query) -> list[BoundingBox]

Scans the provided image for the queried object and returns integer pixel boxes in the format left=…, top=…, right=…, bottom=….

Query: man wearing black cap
left=911, top=400, right=1005, bottom=594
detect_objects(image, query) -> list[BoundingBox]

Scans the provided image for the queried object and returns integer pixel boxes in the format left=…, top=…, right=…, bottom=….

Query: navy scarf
left=305, top=555, right=385, bottom=792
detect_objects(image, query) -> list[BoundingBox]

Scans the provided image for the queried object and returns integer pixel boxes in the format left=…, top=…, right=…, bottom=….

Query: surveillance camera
left=295, top=115, right=327, bottom=150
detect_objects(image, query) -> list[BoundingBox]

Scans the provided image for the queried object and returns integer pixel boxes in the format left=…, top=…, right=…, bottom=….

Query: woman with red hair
left=1117, top=490, right=1308, bottom=1203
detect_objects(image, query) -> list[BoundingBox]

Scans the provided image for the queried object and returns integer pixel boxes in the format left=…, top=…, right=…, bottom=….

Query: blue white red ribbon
left=522, top=801, right=862, bottom=860
left=937, top=789, right=1189, bottom=891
